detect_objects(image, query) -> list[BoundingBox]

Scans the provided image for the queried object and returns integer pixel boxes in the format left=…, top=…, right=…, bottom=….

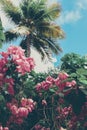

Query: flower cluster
left=0, top=46, right=35, bottom=75
left=0, top=46, right=35, bottom=129
left=36, top=72, right=76, bottom=92
left=56, top=101, right=87, bottom=130
left=0, top=126, right=9, bottom=130
left=0, top=45, right=35, bottom=96
left=6, top=98, right=36, bottom=125
left=56, top=105, right=73, bottom=120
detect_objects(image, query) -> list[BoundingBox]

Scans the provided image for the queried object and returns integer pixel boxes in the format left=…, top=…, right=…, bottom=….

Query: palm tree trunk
left=26, top=35, right=31, bottom=57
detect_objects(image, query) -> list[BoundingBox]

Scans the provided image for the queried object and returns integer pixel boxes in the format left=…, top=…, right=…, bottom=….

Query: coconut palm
left=0, top=0, right=64, bottom=59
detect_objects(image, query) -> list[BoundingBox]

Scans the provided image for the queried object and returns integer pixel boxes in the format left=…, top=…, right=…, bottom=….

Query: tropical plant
left=0, top=0, right=64, bottom=59
left=0, top=45, right=87, bottom=130
left=60, top=53, right=87, bottom=87
left=60, top=53, right=87, bottom=74
left=60, top=53, right=87, bottom=115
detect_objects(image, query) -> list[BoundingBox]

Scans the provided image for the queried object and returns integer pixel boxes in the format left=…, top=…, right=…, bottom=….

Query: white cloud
left=58, top=10, right=81, bottom=25
left=77, top=0, right=87, bottom=10
left=57, top=0, right=87, bottom=25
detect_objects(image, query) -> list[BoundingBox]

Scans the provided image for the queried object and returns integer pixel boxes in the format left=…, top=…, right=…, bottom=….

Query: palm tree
left=0, top=0, right=64, bottom=60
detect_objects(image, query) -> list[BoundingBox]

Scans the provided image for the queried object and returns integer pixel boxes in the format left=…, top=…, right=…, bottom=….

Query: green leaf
left=0, top=42, right=2, bottom=48
left=49, top=88, right=56, bottom=93
left=0, top=95, right=5, bottom=103
left=70, top=73, right=77, bottom=77
left=80, top=88, right=87, bottom=95
left=76, top=68, right=87, bottom=76
left=79, top=79, right=87, bottom=85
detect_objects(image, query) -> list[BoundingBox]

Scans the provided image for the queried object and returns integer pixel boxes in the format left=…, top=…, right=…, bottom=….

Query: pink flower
left=0, top=126, right=3, bottom=130
left=7, top=46, right=25, bottom=56
left=42, top=100, right=47, bottom=106
left=46, top=76, right=55, bottom=84
left=7, top=85, right=14, bottom=95
left=0, top=73, right=4, bottom=80
left=18, top=107, right=28, bottom=117
left=21, top=98, right=27, bottom=107
left=34, top=125, right=42, bottom=130
left=36, top=83, right=42, bottom=91
left=58, top=72, right=69, bottom=80
left=6, top=102, right=11, bottom=109
left=10, top=105, right=18, bottom=115
left=41, top=81, right=52, bottom=90
left=71, top=80, right=76, bottom=86
left=66, top=80, right=76, bottom=88
left=28, top=107, right=32, bottom=112
left=5, top=78, right=14, bottom=85
left=55, top=78, right=66, bottom=91
left=27, top=58, right=35, bottom=69
left=0, top=52, right=9, bottom=59
left=27, top=98, right=34, bottom=104
left=3, top=127, right=9, bottom=130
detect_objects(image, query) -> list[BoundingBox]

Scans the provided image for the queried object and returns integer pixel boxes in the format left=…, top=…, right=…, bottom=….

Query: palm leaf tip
left=0, top=0, right=21, bottom=24
left=47, top=3, right=61, bottom=20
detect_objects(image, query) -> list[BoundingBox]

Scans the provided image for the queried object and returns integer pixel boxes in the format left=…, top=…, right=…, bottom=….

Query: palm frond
left=35, top=2, right=61, bottom=23
left=31, top=34, right=60, bottom=60
left=10, top=26, right=30, bottom=36
left=47, top=3, right=61, bottom=20
left=5, top=31, right=19, bottom=42
left=0, top=0, right=21, bottom=24
left=36, top=22, right=65, bottom=39
left=20, top=38, right=27, bottom=54
left=32, top=37, right=52, bottom=60
left=21, top=0, right=47, bottom=20
left=42, top=38, right=62, bottom=54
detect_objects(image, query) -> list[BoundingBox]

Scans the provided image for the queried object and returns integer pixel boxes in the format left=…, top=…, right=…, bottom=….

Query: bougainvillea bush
left=0, top=46, right=87, bottom=130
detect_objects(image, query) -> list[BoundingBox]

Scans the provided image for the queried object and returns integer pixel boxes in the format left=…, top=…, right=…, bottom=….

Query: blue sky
left=54, top=0, right=87, bottom=66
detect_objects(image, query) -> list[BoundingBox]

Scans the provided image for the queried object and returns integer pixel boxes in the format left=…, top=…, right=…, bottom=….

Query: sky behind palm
left=53, top=0, right=87, bottom=66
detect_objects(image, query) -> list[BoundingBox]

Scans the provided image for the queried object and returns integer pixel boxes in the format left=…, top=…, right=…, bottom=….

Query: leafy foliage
left=60, top=53, right=87, bottom=117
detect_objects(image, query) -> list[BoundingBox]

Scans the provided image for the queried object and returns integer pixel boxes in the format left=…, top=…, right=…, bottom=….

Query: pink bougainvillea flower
left=66, top=80, right=76, bottom=87
left=7, top=85, right=14, bottom=95
left=55, top=77, right=66, bottom=91
left=0, top=52, right=9, bottom=59
left=3, top=127, right=9, bottom=130
left=7, top=45, right=25, bottom=56
left=46, top=76, right=55, bottom=84
left=10, top=105, right=18, bottom=115
left=0, top=73, right=4, bottom=80
left=21, top=98, right=28, bottom=107
left=36, top=83, right=42, bottom=91
left=18, top=107, right=28, bottom=117
left=42, top=99, right=47, bottom=106
left=58, top=72, right=69, bottom=80
left=41, top=81, right=52, bottom=90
